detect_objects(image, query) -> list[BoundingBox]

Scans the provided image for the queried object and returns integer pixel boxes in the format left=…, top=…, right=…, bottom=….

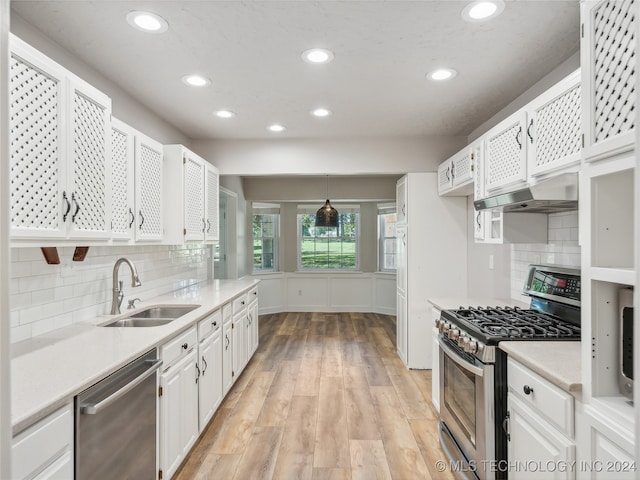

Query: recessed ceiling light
left=181, top=75, right=211, bottom=87
left=427, top=68, right=457, bottom=81
left=126, top=11, right=169, bottom=33
left=301, top=48, right=335, bottom=64
left=461, top=1, right=505, bottom=22
left=268, top=124, right=286, bottom=132
left=311, top=108, right=332, bottom=117
left=214, top=110, right=236, bottom=118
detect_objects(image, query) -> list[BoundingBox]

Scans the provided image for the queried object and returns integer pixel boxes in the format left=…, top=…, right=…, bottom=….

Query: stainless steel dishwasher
left=75, top=349, right=162, bottom=480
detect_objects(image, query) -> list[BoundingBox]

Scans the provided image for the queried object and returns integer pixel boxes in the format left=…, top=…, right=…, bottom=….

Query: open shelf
left=590, top=267, right=637, bottom=286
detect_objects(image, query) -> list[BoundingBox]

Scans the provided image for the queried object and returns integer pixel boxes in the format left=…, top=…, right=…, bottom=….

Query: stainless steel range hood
left=474, top=172, right=578, bottom=213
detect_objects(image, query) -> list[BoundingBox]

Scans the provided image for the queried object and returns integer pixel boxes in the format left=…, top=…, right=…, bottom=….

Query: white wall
left=1, top=0, right=11, bottom=475
left=192, top=136, right=466, bottom=176
left=10, top=13, right=191, bottom=146
left=10, top=245, right=210, bottom=343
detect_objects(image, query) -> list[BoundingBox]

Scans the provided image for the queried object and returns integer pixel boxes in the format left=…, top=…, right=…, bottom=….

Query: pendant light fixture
left=315, top=175, right=339, bottom=228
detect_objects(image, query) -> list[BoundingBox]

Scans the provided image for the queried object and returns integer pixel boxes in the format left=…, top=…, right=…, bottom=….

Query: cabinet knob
left=523, top=385, right=534, bottom=395
left=212, top=321, right=217, bottom=327
left=182, top=343, right=189, bottom=350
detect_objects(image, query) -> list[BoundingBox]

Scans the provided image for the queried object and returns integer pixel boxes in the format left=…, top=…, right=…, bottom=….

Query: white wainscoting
left=252, top=272, right=396, bottom=315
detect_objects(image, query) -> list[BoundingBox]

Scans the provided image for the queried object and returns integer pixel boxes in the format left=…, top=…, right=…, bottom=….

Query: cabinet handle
left=402, top=204, right=406, bottom=217
left=523, top=385, right=534, bottom=395
left=527, top=118, right=534, bottom=144
left=128, top=208, right=135, bottom=229
left=62, top=191, right=71, bottom=222
left=225, top=334, right=230, bottom=350
left=195, top=363, right=200, bottom=383
left=451, top=162, right=455, bottom=180
left=202, top=218, right=206, bottom=233
left=476, top=211, right=481, bottom=228
left=138, top=210, right=145, bottom=229
left=71, top=193, right=80, bottom=223
left=445, top=166, right=450, bottom=181
left=515, top=126, right=522, bottom=149
left=182, top=342, right=189, bottom=350
left=201, top=356, right=207, bottom=375
left=207, top=219, right=211, bottom=233
left=212, top=320, right=218, bottom=327
left=503, top=411, right=511, bottom=441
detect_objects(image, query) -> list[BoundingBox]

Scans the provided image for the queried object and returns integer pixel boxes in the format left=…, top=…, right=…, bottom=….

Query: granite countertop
left=499, top=341, right=582, bottom=393
left=11, top=277, right=259, bottom=435
left=428, top=297, right=530, bottom=311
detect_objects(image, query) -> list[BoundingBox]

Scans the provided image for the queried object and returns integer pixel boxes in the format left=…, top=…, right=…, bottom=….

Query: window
left=378, top=204, right=397, bottom=272
left=252, top=203, right=279, bottom=272
left=297, top=205, right=359, bottom=270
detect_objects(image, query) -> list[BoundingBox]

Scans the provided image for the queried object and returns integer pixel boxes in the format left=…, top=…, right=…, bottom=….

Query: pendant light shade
left=315, top=176, right=339, bottom=228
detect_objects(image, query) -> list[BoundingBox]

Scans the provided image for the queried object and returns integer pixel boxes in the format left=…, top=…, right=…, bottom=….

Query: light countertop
left=11, top=277, right=259, bottom=435
left=499, top=341, right=582, bottom=393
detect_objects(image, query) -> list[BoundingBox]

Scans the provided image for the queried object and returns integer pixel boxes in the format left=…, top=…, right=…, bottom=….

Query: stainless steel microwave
left=619, top=287, right=634, bottom=400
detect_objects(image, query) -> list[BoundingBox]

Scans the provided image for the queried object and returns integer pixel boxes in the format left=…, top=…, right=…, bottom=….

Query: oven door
left=439, top=337, right=494, bottom=480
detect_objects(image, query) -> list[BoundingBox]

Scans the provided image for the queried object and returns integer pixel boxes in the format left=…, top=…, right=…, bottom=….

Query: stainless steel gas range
left=435, top=264, right=581, bottom=480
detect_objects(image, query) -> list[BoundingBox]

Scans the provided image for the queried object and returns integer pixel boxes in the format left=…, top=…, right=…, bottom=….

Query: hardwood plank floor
left=175, top=312, right=454, bottom=480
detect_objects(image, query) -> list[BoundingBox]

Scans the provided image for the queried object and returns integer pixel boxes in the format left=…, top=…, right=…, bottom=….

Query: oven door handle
left=438, top=337, right=484, bottom=377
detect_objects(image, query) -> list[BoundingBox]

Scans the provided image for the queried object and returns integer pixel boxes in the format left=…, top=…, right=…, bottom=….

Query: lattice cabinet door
left=9, top=35, right=68, bottom=239
left=437, top=160, right=453, bottom=194
left=134, top=133, right=164, bottom=241
left=67, top=76, right=112, bottom=238
left=581, top=0, right=636, bottom=161
left=485, top=110, right=528, bottom=192
left=204, top=162, right=219, bottom=242
left=451, top=148, right=474, bottom=188
left=527, top=70, right=582, bottom=177
left=110, top=118, right=135, bottom=240
left=183, top=153, right=205, bottom=242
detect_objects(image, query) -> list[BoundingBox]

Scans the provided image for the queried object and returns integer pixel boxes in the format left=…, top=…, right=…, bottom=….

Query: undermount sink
left=103, top=305, right=200, bottom=327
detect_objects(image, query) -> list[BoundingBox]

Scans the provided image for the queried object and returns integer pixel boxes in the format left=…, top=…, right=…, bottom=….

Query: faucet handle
left=127, top=298, right=142, bottom=310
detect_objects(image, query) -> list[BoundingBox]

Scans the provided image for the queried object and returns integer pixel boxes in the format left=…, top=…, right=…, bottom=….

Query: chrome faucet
left=111, top=258, right=142, bottom=314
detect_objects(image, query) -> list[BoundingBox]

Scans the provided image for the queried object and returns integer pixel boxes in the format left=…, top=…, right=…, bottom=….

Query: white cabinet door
left=431, top=321, right=440, bottom=413
left=395, top=176, right=407, bottom=225
left=485, top=110, right=528, bottom=192
left=198, top=328, right=223, bottom=431
left=396, top=224, right=408, bottom=364
left=247, top=298, right=259, bottom=357
left=437, top=160, right=453, bottom=194
left=160, top=349, right=199, bottom=480
left=66, top=75, right=111, bottom=238
left=110, top=118, right=135, bottom=240
left=528, top=70, right=582, bottom=177
left=183, top=152, right=205, bottom=242
left=507, top=394, right=575, bottom=480
left=233, top=311, right=247, bottom=375
left=396, top=290, right=407, bottom=365
left=222, top=316, right=234, bottom=394
left=204, top=162, right=219, bottom=242
left=581, top=0, right=636, bottom=162
left=134, top=132, right=163, bottom=241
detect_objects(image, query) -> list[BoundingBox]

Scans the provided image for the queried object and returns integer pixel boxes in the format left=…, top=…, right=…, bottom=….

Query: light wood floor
left=175, top=312, right=454, bottom=480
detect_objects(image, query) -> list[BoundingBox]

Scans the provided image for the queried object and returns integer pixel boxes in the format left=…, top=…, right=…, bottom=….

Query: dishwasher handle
left=80, top=359, right=163, bottom=415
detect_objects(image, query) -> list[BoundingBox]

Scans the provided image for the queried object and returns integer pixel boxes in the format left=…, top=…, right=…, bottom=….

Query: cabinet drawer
left=198, top=309, right=222, bottom=340
left=248, top=286, right=258, bottom=303
left=507, top=358, right=574, bottom=437
left=12, top=404, right=73, bottom=480
left=232, top=294, right=247, bottom=314
left=161, top=326, right=197, bottom=367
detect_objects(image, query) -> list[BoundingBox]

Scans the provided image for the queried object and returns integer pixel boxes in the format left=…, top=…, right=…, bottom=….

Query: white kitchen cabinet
left=232, top=294, right=248, bottom=374
left=110, top=118, right=164, bottom=243
left=159, top=327, right=199, bottom=480
left=9, top=34, right=112, bottom=241
left=222, top=305, right=234, bottom=394
left=247, top=287, right=259, bottom=358
left=437, top=145, right=475, bottom=196
left=12, top=404, right=73, bottom=480
left=430, top=306, right=441, bottom=413
left=197, top=310, right=223, bottom=431
left=395, top=173, right=466, bottom=369
left=395, top=175, right=407, bottom=225
left=527, top=69, right=582, bottom=178
left=164, top=145, right=220, bottom=244
left=484, top=110, right=528, bottom=193
left=506, top=358, right=576, bottom=480
left=581, top=0, right=636, bottom=162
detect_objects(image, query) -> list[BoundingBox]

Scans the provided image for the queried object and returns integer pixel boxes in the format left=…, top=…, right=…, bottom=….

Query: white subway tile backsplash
left=10, top=244, right=211, bottom=343
left=511, top=211, right=580, bottom=301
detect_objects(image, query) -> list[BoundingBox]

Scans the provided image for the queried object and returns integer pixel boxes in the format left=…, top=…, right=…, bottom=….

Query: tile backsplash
left=510, top=211, right=581, bottom=304
left=10, top=244, right=211, bottom=343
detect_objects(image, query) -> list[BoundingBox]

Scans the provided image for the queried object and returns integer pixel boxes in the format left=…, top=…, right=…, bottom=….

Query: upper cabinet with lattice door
left=581, top=0, right=636, bottom=162
left=164, top=145, right=219, bottom=244
left=484, top=110, right=529, bottom=193
left=9, top=35, right=112, bottom=241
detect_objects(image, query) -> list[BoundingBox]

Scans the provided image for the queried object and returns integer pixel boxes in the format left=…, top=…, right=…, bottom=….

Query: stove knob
left=442, top=322, right=451, bottom=334
left=449, top=328, right=460, bottom=341
left=458, top=335, right=468, bottom=349
left=466, top=340, right=478, bottom=354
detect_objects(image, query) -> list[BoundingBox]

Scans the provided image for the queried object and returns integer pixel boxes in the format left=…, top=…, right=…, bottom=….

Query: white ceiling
left=10, top=1, right=580, bottom=141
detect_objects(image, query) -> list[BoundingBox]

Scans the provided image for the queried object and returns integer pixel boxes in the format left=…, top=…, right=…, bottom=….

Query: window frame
left=251, top=203, right=280, bottom=273
left=377, top=203, right=397, bottom=273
